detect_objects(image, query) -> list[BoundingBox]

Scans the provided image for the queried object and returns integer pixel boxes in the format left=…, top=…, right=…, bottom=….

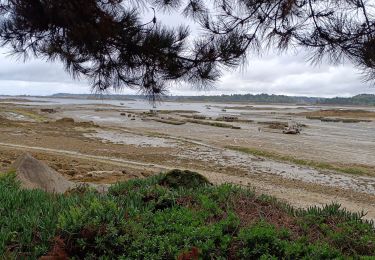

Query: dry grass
left=186, top=119, right=241, bottom=129
left=257, top=121, right=289, bottom=129
left=300, top=109, right=375, bottom=119
left=156, top=110, right=199, bottom=114
left=224, top=106, right=279, bottom=110
left=152, top=118, right=186, bottom=125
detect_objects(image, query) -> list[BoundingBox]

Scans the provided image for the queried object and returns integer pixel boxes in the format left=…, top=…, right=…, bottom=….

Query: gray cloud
left=0, top=52, right=75, bottom=83
left=0, top=6, right=374, bottom=97
left=0, top=47, right=373, bottom=97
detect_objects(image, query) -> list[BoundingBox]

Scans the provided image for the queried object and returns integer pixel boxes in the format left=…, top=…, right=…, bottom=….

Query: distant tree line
left=47, top=93, right=375, bottom=106
left=316, top=94, right=375, bottom=106
left=172, top=94, right=375, bottom=106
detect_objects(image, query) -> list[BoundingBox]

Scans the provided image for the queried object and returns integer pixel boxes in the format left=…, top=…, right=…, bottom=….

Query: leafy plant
left=0, top=172, right=374, bottom=259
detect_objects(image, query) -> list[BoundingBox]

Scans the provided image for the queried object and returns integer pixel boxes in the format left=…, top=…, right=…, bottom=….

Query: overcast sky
left=0, top=6, right=374, bottom=97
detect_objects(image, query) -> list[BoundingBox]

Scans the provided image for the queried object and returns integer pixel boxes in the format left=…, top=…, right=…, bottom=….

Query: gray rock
left=11, top=153, right=74, bottom=193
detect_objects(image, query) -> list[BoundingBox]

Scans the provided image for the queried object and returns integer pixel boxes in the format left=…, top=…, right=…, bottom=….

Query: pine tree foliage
left=0, top=0, right=374, bottom=98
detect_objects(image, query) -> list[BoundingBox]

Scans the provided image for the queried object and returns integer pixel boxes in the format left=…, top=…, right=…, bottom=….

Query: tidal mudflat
left=0, top=96, right=374, bottom=219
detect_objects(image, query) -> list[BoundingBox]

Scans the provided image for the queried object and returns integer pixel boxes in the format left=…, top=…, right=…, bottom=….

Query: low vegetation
left=227, top=146, right=375, bottom=176
left=215, top=116, right=238, bottom=122
left=222, top=105, right=255, bottom=110
left=54, top=117, right=98, bottom=128
left=306, top=116, right=371, bottom=123
left=192, top=115, right=207, bottom=120
left=186, top=119, right=241, bottom=129
left=257, top=121, right=289, bottom=129
left=340, top=118, right=371, bottom=123
left=302, top=109, right=375, bottom=119
left=152, top=118, right=186, bottom=125
left=225, top=106, right=278, bottom=111
left=1, top=171, right=374, bottom=259
left=181, top=114, right=253, bottom=124
left=156, top=110, right=199, bottom=114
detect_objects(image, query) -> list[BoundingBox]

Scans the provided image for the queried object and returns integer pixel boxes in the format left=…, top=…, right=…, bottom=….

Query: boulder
left=11, top=153, right=74, bottom=193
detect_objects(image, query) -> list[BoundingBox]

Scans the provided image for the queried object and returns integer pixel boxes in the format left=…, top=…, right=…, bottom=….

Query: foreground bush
left=0, top=171, right=374, bottom=259
left=158, top=169, right=212, bottom=189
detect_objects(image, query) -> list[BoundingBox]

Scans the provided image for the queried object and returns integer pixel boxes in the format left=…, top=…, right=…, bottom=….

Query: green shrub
left=0, top=173, right=74, bottom=258
left=58, top=196, right=128, bottom=258
left=237, top=222, right=285, bottom=258
left=0, top=172, right=374, bottom=259
left=237, top=222, right=343, bottom=259
left=159, top=169, right=212, bottom=189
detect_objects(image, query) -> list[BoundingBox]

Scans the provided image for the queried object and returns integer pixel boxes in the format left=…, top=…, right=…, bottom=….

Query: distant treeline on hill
left=315, top=94, right=375, bottom=106
left=171, top=94, right=319, bottom=104
left=49, top=93, right=138, bottom=101
left=47, top=93, right=375, bottom=106
left=171, top=94, right=375, bottom=106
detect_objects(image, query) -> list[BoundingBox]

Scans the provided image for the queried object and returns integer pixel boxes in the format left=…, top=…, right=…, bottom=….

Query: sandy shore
left=0, top=98, right=374, bottom=219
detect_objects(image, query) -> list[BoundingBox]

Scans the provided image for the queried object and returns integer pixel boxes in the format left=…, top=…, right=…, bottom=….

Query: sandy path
left=0, top=142, right=167, bottom=171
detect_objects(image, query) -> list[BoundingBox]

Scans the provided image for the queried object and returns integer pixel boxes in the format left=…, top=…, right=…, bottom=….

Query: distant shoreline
left=1, top=93, right=374, bottom=106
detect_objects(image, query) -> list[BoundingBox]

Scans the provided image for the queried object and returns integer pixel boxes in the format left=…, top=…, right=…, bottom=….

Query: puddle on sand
left=84, top=130, right=179, bottom=148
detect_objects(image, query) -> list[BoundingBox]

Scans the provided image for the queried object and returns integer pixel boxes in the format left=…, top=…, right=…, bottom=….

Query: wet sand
left=0, top=97, right=374, bottom=219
